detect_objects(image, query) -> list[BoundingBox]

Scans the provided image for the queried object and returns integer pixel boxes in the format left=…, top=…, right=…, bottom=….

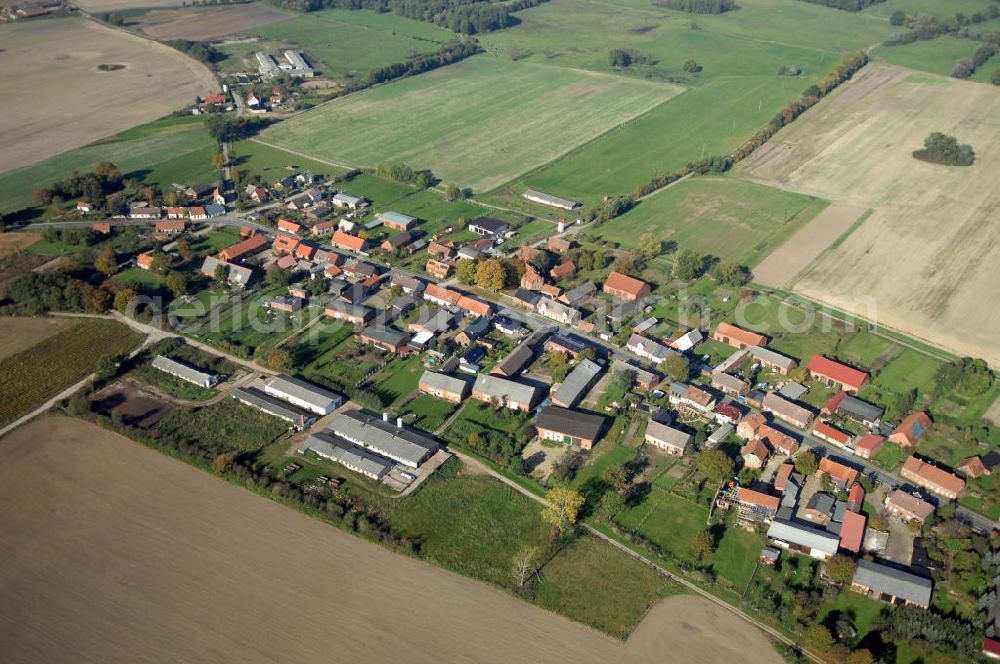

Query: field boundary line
left=248, top=138, right=358, bottom=170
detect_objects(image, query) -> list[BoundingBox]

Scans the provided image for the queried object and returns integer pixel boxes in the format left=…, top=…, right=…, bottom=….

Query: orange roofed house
left=901, top=456, right=965, bottom=500
left=155, top=219, right=185, bottom=234
left=713, top=322, right=767, bottom=350
left=219, top=233, right=269, bottom=262
left=331, top=229, right=367, bottom=253
left=277, top=218, right=302, bottom=234
left=603, top=271, right=651, bottom=301
left=889, top=411, right=933, bottom=448
left=272, top=234, right=300, bottom=254
left=817, top=457, right=859, bottom=490
left=807, top=355, right=869, bottom=393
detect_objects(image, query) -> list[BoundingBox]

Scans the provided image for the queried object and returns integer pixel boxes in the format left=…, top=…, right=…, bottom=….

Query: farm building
left=741, top=439, right=769, bottom=469
left=522, top=189, right=580, bottom=210
left=713, top=322, right=767, bottom=350
left=536, top=298, right=580, bottom=326
left=298, top=433, right=389, bottom=481
left=151, top=355, right=218, bottom=388
left=854, top=434, right=886, bottom=459
left=712, top=372, right=749, bottom=397
left=277, top=218, right=302, bottom=234
left=233, top=387, right=315, bottom=429
left=324, top=301, right=374, bottom=325
left=717, top=487, right=779, bottom=523
left=472, top=374, right=542, bottom=412
left=551, top=261, right=576, bottom=280
left=552, top=359, right=603, bottom=409
left=328, top=409, right=439, bottom=469
left=851, top=559, right=933, bottom=609
left=823, top=391, right=884, bottom=427
left=378, top=211, right=417, bottom=231
left=455, top=316, right=490, bottom=347
left=559, top=281, right=596, bottom=307
left=627, top=333, right=679, bottom=364
left=491, top=342, right=536, bottom=378
left=885, top=489, right=935, bottom=524
left=200, top=256, right=252, bottom=289
left=748, top=346, right=796, bottom=374
left=534, top=405, right=605, bottom=450
left=644, top=419, right=691, bottom=456
left=219, top=234, right=269, bottom=262
left=603, top=271, right=651, bottom=301
left=266, top=295, right=303, bottom=313
left=766, top=519, right=840, bottom=560
left=136, top=252, right=154, bottom=270
left=890, top=411, right=933, bottom=448
left=762, top=391, right=813, bottom=429
left=264, top=374, right=345, bottom=416
left=155, top=219, right=185, bottom=234
left=807, top=355, right=869, bottom=393
left=839, top=510, right=867, bottom=554
left=670, top=328, right=704, bottom=353
left=332, top=230, right=368, bottom=253
left=359, top=326, right=410, bottom=353
left=612, top=359, right=661, bottom=392
left=332, top=192, right=363, bottom=209
left=419, top=371, right=469, bottom=403
left=817, top=457, right=859, bottom=490
left=469, top=217, right=509, bottom=236
left=900, top=457, right=965, bottom=500
left=812, top=420, right=853, bottom=450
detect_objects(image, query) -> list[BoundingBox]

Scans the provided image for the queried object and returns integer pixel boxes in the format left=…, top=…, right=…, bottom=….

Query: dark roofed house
left=469, top=217, right=510, bottom=236
left=359, top=326, right=409, bottom=353
left=535, top=406, right=605, bottom=450
left=491, top=341, right=536, bottom=378
left=472, top=374, right=542, bottom=412
left=552, top=359, right=603, bottom=409
left=852, top=559, right=933, bottom=609
left=456, top=316, right=491, bottom=347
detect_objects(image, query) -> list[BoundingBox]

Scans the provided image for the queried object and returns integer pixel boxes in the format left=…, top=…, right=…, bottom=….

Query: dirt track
left=0, top=18, right=217, bottom=174
left=0, top=417, right=781, bottom=664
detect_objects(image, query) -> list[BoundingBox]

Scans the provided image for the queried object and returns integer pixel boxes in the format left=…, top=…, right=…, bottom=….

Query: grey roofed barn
left=852, top=559, right=933, bottom=607
left=560, top=281, right=597, bottom=306
left=766, top=519, right=840, bottom=556
left=838, top=394, right=885, bottom=424
left=232, top=387, right=315, bottom=429
left=493, top=341, right=536, bottom=377
left=473, top=373, right=540, bottom=406
left=264, top=374, right=345, bottom=415
left=299, top=431, right=390, bottom=480
left=469, top=217, right=510, bottom=235
left=553, top=358, right=604, bottom=408
left=644, top=419, right=692, bottom=452
left=522, top=189, right=581, bottom=210
left=419, top=370, right=469, bottom=397
left=151, top=355, right=217, bottom=388
left=329, top=409, right=438, bottom=468
left=201, top=255, right=252, bottom=288
left=748, top=345, right=796, bottom=371
left=361, top=325, right=410, bottom=349
left=535, top=405, right=604, bottom=442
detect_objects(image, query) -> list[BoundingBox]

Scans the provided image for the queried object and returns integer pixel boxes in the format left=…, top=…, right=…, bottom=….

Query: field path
left=0, top=417, right=782, bottom=664
left=750, top=202, right=867, bottom=288
left=250, top=137, right=358, bottom=170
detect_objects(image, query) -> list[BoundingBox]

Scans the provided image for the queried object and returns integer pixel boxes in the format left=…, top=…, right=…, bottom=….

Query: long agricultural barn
left=233, top=387, right=316, bottom=430
left=328, top=409, right=438, bottom=468
left=264, top=375, right=345, bottom=416
left=151, top=355, right=218, bottom=388
left=522, top=189, right=581, bottom=211
left=256, top=51, right=279, bottom=76
left=298, top=431, right=391, bottom=481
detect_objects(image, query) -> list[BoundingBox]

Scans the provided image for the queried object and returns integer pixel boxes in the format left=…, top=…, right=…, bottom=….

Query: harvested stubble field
left=740, top=64, right=1000, bottom=365
left=0, top=417, right=782, bottom=664
left=0, top=18, right=217, bottom=175
left=135, top=3, right=292, bottom=41
left=0, top=318, right=142, bottom=427
left=0, top=316, right=73, bottom=361
left=261, top=55, right=680, bottom=192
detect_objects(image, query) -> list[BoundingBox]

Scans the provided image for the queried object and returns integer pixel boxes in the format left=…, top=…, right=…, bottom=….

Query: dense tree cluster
left=368, top=40, right=480, bottom=83
left=270, top=0, right=550, bottom=34
left=608, top=48, right=653, bottom=67
left=794, top=0, right=884, bottom=11
left=883, top=9, right=1000, bottom=47
left=165, top=39, right=220, bottom=64
left=913, top=132, right=975, bottom=166
left=373, top=162, right=434, bottom=187
left=204, top=115, right=270, bottom=143
left=953, top=43, right=997, bottom=78
left=651, top=0, right=735, bottom=13
left=934, top=356, right=992, bottom=394
left=32, top=161, right=123, bottom=212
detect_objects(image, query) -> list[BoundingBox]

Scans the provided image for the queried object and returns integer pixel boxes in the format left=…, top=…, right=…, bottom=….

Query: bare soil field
left=751, top=203, right=868, bottom=288
left=136, top=4, right=291, bottom=41
left=0, top=417, right=781, bottom=664
left=69, top=0, right=188, bottom=11
left=740, top=64, right=1000, bottom=365
left=90, top=384, right=175, bottom=428
left=0, top=317, right=73, bottom=361
left=0, top=18, right=217, bottom=174
left=0, top=232, right=40, bottom=256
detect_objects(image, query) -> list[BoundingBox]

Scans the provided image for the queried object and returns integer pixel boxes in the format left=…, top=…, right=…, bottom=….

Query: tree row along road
left=451, top=449, right=823, bottom=663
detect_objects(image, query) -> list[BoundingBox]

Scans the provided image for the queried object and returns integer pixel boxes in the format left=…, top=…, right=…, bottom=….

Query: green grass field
left=156, top=398, right=289, bottom=453
left=372, top=354, right=424, bottom=408
left=615, top=489, right=709, bottom=563
left=402, top=394, right=458, bottom=432
left=260, top=55, right=680, bottom=192
left=0, top=116, right=218, bottom=214
left=713, top=524, right=764, bottom=591
left=534, top=537, right=675, bottom=638
left=231, top=139, right=349, bottom=185
left=0, top=319, right=142, bottom=427
left=592, top=177, right=828, bottom=266
left=217, top=9, right=456, bottom=81
left=874, top=37, right=980, bottom=76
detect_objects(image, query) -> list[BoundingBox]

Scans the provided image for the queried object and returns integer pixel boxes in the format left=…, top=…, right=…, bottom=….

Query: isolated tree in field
left=541, top=486, right=584, bottom=535
left=475, top=259, right=507, bottom=291
left=804, top=624, right=835, bottom=652
left=639, top=233, right=663, bottom=259
left=825, top=554, right=856, bottom=585
left=603, top=464, right=630, bottom=494
left=697, top=449, right=735, bottom=482
left=890, top=10, right=905, bottom=25
left=714, top=260, right=750, bottom=286
left=795, top=451, right=818, bottom=476
left=165, top=271, right=188, bottom=298
left=913, top=132, right=975, bottom=166
left=177, top=239, right=194, bottom=263
left=456, top=258, right=478, bottom=285
left=661, top=354, right=690, bottom=382
left=599, top=490, right=626, bottom=520
left=691, top=529, right=715, bottom=561
left=683, top=59, right=700, bottom=73
left=267, top=347, right=291, bottom=370
left=32, top=188, right=53, bottom=207
left=114, top=287, right=136, bottom=312
left=94, top=244, right=117, bottom=276
left=510, top=546, right=540, bottom=590
left=673, top=249, right=703, bottom=281
left=213, top=153, right=226, bottom=169
left=444, top=183, right=463, bottom=201
left=94, top=161, right=122, bottom=183
left=213, top=263, right=227, bottom=284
